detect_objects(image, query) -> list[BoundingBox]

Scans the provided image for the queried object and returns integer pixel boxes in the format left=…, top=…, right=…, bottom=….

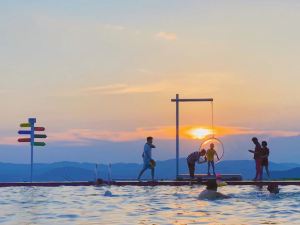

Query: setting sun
left=188, top=128, right=213, bottom=139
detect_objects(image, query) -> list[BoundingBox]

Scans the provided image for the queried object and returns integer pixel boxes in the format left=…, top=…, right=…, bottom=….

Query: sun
left=188, top=128, right=212, bottom=139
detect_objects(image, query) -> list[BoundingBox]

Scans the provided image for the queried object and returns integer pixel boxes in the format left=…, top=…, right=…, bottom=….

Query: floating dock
left=177, top=174, right=242, bottom=181
left=0, top=180, right=299, bottom=187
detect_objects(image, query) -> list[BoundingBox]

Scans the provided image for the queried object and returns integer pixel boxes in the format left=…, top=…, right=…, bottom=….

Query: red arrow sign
left=34, top=127, right=45, bottom=131
left=18, top=138, right=31, bottom=143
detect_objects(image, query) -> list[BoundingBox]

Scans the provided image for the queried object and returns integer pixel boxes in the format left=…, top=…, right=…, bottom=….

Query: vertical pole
left=29, top=118, right=36, bottom=183
left=176, top=94, right=179, bottom=179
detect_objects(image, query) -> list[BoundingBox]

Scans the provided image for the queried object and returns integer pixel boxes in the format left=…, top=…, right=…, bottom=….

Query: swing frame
left=171, top=94, right=213, bottom=179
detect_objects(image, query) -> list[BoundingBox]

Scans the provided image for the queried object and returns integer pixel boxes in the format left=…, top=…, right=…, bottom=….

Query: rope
left=211, top=101, right=215, bottom=138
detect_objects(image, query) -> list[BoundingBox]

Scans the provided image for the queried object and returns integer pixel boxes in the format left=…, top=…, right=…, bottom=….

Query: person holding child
left=187, top=149, right=207, bottom=179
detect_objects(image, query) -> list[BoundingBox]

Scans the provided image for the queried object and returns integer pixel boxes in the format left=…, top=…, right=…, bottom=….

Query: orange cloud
left=1, top=126, right=299, bottom=146
left=155, top=32, right=177, bottom=41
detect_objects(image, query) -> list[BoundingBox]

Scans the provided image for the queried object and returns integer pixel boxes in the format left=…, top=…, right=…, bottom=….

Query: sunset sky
left=1, top=1, right=300, bottom=164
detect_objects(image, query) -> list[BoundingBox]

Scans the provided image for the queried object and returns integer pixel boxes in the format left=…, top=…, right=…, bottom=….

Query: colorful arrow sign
left=18, top=138, right=31, bottom=142
left=34, top=142, right=46, bottom=147
left=18, top=130, right=31, bottom=135
left=17, top=118, right=47, bottom=182
left=34, top=127, right=45, bottom=131
left=20, top=123, right=31, bottom=127
left=34, top=134, right=47, bottom=139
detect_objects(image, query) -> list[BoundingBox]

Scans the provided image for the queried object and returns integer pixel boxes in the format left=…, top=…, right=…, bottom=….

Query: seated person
left=187, top=149, right=207, bottom=179
left=198, top=179, right=229, bottom=200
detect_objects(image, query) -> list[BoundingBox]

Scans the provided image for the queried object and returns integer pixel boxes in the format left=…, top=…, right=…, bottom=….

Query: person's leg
left=257, top=159, right=262, bottom=180
left=137, top=166, right=147, bottom=180
left=151, top=168, right=155, bottom=181
left=190, top=163, right=195, bottom=179
left=265, top=165, right=270, bottom=178
left=207, top=162, right=211, bottom=175
left=254, top=159, right=259, bottom=180
left=212, top=161, right=215, bottom=175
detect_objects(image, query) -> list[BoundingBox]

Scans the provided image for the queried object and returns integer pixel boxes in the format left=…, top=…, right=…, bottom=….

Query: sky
left=0, top=1, right=300, bottom=164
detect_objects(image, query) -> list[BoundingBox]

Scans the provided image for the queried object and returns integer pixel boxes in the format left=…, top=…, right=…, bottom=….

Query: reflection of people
left=137, top=137, right=156, bottom=181
left=267, top=183, right=279, bottom=194
left=261, top=141, right=270, bottom=178
left=198, top=179, right=229, bottom=200
left=248, top=137, right=262, bottom=181
left=206, top=143, right=219, bottom=176
left=187, top=149, right=206, bottom=179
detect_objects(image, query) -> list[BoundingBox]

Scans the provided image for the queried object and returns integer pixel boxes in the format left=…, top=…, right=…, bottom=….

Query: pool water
left=0, top=185, right=299, bottom=224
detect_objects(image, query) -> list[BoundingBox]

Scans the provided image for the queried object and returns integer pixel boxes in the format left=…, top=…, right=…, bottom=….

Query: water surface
left=0, top=185, right=299, bottom=224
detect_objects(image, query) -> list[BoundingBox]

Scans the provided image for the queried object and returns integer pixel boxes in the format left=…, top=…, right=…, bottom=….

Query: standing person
left=137, top=136, right=156, bottom=181
left=248, top=137, right=263, bottom=181
left=261, top=141, right=270, bottom=178
left=206, top=143, right=219, bottom=176
left=187, top=149, right=207, bottom=179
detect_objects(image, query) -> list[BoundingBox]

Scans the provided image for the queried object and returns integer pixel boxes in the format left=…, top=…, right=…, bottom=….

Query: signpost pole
left=29, top=118, right=36, bottom=183
left=18, top=118, right=46, bottom=183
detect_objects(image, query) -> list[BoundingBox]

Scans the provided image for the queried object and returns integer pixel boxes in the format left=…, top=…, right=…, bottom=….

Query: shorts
left=261, top=159, right=269, bottom=167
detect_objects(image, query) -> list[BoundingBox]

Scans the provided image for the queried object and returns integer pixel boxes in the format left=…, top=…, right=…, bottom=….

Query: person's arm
left=215, top=151, right=220, bottom=161
left=248, top=150, right=255, bottom=153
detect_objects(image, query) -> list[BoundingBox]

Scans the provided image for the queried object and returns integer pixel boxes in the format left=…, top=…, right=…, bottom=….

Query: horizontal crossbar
left=171, top=98, right=213, bottom=102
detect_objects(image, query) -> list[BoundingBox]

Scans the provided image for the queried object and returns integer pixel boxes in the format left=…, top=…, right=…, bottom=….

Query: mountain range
left=0, top=159, right=299, bottom=182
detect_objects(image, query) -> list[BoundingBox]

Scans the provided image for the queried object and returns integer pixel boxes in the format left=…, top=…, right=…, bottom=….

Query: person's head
left=200, top=149, right=206, bottom=156
left=267, top=184, right=279, bottom=194
left=210, top=143, right=215, bottom=149
left=146, top=136, right=153, bottom=144
left=262, top=141, right=268, bottom=147
left=252, top=137, right=258, bottom=144
left=206, top=179, right=218, bottom=191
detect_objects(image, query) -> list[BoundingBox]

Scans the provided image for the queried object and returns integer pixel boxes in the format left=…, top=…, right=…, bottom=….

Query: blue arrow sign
left=18, top=130, right=31, bottom=135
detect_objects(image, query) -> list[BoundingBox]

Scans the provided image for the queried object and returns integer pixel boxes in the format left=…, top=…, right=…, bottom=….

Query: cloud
left=81, top=82, right=168, bottom=95
left=155, top=32, right=177, bottom=41
left=103, top=24, right=126, bottom=31
left=2, top=124, right=299, bottom=146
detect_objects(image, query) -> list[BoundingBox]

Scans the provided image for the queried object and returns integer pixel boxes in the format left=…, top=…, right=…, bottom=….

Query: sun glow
left=188, top=128, right=212, bottom=139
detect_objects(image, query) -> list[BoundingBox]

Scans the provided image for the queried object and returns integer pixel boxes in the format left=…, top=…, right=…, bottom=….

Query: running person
left=137, top=137, right=156, bottom=181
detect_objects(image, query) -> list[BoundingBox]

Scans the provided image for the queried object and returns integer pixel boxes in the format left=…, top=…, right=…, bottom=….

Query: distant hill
left=268, top=167, right=300, bottom=179
left=0, top=159, right=299, bottom=182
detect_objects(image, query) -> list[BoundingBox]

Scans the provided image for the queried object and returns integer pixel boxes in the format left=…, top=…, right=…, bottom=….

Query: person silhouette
left=137, top=136, right=156, bottom=181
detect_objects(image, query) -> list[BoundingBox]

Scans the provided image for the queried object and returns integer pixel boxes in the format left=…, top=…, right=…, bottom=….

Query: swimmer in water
left=198, top=179, right=229, bottom=200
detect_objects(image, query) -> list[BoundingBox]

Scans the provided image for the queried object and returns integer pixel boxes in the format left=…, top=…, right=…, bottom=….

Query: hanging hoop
left=200, top=137, right=225, bottom=164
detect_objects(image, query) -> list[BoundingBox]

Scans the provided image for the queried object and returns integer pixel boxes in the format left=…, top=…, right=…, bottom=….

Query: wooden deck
left=0, top=180, right=299, bottom=187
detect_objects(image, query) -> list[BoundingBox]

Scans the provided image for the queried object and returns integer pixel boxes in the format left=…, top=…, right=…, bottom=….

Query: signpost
left=18, top=118, right=47, bottom=182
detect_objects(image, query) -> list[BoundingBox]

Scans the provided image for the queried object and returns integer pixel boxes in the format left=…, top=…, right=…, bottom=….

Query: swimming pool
left=0, top=185, right=299, bottom=224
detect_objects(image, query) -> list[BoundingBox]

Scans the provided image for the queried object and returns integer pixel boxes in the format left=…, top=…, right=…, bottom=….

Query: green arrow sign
left=33, top=142, right=46, bottom=147
left=34, top=134, right=47, bottom=138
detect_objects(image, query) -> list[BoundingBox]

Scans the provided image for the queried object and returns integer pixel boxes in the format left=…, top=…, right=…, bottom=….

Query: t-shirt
left=206, top=149, right=216, bottom=161
left=143, top=143, right=153, bottom=164
left=187, top=151, right=201, bottom=164
left=254, top=144, right=262, bottom=160
left=261, top=147, right=269, bottom=158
